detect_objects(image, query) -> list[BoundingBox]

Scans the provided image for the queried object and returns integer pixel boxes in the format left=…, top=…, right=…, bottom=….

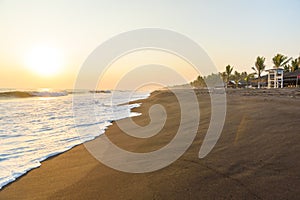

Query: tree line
left=191, top=53, right=300, bottom=88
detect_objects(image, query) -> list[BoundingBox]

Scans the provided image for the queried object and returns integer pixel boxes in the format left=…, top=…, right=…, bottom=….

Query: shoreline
left=0, top=89, right=300, bottom=199
left=0, top=91, right=150, bottom=191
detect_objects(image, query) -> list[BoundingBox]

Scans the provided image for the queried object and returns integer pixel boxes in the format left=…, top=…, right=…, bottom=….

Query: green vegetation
left=286, top=57, right=300, bottom=72
left=272, top=53, right=292, bottom=69
left=225, top=65, right=233, bottom=88
left=252, top=56, right=266, bottom=88
left=190, top=53, right=300, bottom=88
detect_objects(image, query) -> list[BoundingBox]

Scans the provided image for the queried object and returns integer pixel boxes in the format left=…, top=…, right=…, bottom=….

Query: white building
left=267, top=68, right=284, bottom=88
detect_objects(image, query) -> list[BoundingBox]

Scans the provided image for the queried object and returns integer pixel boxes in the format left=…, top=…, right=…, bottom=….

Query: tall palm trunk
left=258, top=72, right=261, bottom=89
left=253, top=56, right=266, bottom=89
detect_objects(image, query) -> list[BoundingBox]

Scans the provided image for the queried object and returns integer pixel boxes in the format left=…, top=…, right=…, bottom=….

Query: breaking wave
left=0, top=91, right=68, bottom=98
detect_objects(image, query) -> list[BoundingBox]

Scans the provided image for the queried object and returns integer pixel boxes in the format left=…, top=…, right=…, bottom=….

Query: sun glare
left=25, top=46, right=63, bottom=76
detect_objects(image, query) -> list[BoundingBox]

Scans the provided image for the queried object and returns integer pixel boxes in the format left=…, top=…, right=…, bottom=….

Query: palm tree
left=272, top=53, right=292, bottom=69
left=233, top=71, right=241, bottom=88
left=252, top=56, right=266, bottom=88
left=283, top=64, right=291, bottom=72
left=240, top=71, right=248, bottom=80
left=219, top=72, right=227, bottom=86
left=191, top=75, right=206, bottom=88
left=244, top=73, right=254, bottom=87
left=225, top=65, right=233, bottom=88
left=290, top=58, right=299, bottom=72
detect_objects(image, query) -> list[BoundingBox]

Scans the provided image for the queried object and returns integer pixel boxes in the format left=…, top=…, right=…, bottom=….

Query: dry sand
left=0, top=88, right=299, bottom=199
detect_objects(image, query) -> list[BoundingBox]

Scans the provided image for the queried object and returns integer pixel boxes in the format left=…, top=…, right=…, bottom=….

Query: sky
left=0, top=0, right=299, bottom=89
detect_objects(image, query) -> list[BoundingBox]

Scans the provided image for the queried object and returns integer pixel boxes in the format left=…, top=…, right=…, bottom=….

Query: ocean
left=0, top=89, right=150, bottom=189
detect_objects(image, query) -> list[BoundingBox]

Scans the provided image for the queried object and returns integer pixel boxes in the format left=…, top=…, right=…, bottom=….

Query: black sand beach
left=0, top=89, right=300, bottom=200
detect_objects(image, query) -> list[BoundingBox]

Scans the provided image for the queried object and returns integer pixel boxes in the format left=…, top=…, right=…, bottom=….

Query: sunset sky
left=0, top=0, right=299, bottom=89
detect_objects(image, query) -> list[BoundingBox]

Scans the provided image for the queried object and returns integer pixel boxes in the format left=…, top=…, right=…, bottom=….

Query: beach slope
left=0, top=89, right=299, bottom=199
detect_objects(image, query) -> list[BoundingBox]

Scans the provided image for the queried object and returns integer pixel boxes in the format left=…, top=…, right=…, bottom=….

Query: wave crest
left=0, top=91, right=68, bottom=98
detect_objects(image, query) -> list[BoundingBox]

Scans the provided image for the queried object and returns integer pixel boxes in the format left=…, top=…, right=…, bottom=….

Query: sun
left=25, top=46, right=63, bottom=76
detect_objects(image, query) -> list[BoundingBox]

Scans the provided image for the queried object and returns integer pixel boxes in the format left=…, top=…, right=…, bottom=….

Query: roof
left=284, top=69, right=300, bottom=78
left=266, top=68, right=284, bottom=71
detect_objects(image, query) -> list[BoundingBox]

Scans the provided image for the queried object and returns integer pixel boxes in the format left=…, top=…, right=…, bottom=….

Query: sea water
left=0, top=89, right=150, bottom=189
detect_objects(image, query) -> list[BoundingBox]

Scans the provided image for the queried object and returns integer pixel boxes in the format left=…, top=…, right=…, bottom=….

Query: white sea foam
left=0, top=90, right=150, bottom=189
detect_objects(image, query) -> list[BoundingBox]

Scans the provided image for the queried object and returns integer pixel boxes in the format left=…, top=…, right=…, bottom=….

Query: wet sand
left=0, top=89, right=300, bottom=199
